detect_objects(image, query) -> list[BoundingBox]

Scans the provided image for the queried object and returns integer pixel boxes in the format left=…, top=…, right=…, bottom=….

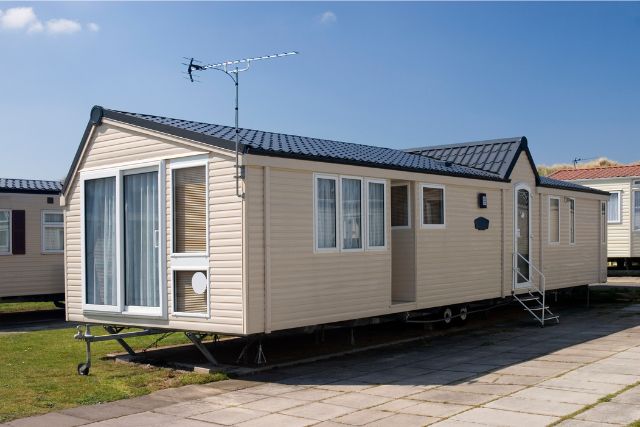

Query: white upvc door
left=514, top=184, right=533, bottom=290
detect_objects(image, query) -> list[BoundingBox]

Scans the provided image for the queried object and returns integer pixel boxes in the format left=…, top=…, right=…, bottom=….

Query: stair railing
left=513, top=251, right=548, bottom=325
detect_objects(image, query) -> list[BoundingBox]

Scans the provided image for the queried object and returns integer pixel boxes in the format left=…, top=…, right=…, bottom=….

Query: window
left=174, top=270, right=208, bottom=314
left=569, top=198, right=576, bottom=244
left=315, top=176, right=337, bottom=250
left=634, top=191, right=640, bottom=232
left=608, top=191, right=621, bottom=223
left=367, top=180, right=386, bottom=248
left=342, top=177, right=362, bottom=250
left=601, top=201, right=607, bottom=244
left=549, top=197, right=560, bottom=244
left=173, top=165, right=207, bottom=253
left=42, top=211, right=64, bottom=253
left=421, top=184, right=445, bottom=228
left=391, top=184, right=410, bottom=228
left=314, top=174, right=388, bottom=253
left=82, top=165, right=163, bottom=315
left=85, top=177, right=117, bottom=307
left=0, top=209, right=10, bottom=255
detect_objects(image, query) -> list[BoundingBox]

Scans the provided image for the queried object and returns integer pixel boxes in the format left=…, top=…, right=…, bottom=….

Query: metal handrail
left=513, top=251, right=549, bottom=326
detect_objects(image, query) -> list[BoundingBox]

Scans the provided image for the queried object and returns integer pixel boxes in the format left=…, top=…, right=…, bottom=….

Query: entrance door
left=514, top=185, right=532, bottom=289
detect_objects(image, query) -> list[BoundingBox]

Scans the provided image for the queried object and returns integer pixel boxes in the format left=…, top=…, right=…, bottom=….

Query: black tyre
left=457, top=305, right=469, bottom=324
left=442, top=307, right=453, bottom=326
left=77, top=363, right=90, bottom=376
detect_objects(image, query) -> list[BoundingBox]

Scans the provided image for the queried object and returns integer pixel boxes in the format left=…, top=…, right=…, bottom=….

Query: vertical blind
left=391, top=185, right=409, bottom=227
left=422, top=187, right=444, bottom=225
left=0, top=210, right=9, bottom=253
left=569, top=199, right=576, bottom=244
left=85, top=177, right=117, bottom=306
left=608, top=192, right=620, bottom=222
left=175, top=270, right=208, bottom=313
left=174, top=166, right=207, bottom=253
left=549, top=198, right=560, bottom=243
left=368, top=182, right=385, bottom=247
left=124, top=171, right=160, bottom=308
left=342, top=178, right=362, bottom=249
left=316, top=178, right=336, bottom=249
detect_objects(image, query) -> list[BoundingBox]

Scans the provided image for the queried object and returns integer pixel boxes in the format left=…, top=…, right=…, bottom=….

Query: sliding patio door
left=124, top=171, right=160, bottom=309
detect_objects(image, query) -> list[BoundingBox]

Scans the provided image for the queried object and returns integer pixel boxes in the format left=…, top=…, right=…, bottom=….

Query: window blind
left=175, top=270, right=208, bottom=313
left=174, top=166, right=207, bottom=253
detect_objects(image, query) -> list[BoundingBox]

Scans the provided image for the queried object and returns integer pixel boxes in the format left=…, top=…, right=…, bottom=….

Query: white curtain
left=316, top=178, right=336, bottom=248
left=608, top=193, right=620, bottom=222
left=85, top=177, right=117, bottom=306
left=368, top=182, right=385, bottom=247
left=342, top=178, right=362, bottom=249
left=634, top=192, right=640, bottom=231
left=124, top=172, right=160, bottom=308
left=0, top=210, right=9, bottom=253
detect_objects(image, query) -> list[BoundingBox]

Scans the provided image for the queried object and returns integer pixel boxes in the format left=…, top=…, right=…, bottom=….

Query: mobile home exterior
left=62, top=106, right=608, bottom=335
left=0, top=178, right=64, bottom=300
left=550, top=165, right=640, bottom=264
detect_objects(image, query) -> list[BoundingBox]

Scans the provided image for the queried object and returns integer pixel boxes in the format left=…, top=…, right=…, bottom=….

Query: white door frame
left=513, top=183, right=533, bottom=289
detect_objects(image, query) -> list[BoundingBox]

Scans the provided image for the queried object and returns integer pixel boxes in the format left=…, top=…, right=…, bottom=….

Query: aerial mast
left=184, top=51, right=299, bottom=198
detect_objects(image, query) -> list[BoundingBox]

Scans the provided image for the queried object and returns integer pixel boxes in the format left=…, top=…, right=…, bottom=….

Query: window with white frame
left=391, top=184, right=410, bottom=228
left=608, top=191, right=621, bottom=223
left=601, top=201, right=607, bottom=244
left=569, top=198, right=576, bottom=244
left=367, top=180, right=386, bottom=248
left=315, top=175, right=338, bottom=250
left=421, top=184, right=445, bottom=228
left=342, top=177, right=363, bottom=250
left=172, top=165, right=207, bottom=253
left=42, top=211, right=64, bottom=253
left=0, top=209, right=10, bottom=254
left=549, top=197, right=560, bottom=244
left=314, top=174, right=387, bottom=252
left=633, top=191, right=640, bottom=232
left=83, top=165, right=163, bottom=315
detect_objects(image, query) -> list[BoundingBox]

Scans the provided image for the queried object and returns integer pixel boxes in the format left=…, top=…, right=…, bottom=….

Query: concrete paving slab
left=279, top=387, right=343, bottom=402
left=408, top=389, right=498, bottom=405
left=201, top=391, right=269, bottom=406
left=449, top=407, right=558, bottom=427
left=333, top=408, right=393, bottom=425
left=59, top=402, right=143, bottom=422
left=366, top=413, right=441, bottom=426
left=438, top=382, right=525, bottom=396
left=537, top=377, right=622, bottom=394
left=190, top=407, right=269, bottom=425
left=281, top=402, right=355, bottom=421
left=372, top=398, right=422, bottom=412
left=472, top=373, right=545, bottom=386
left=556, top=420, right=620, bottom=427
left=84, top=411, right=213, bottom=427
left=401, top=401, right=471, bottom=418
left=5, top=412, right=90, bottom=427
left=485, top=395, right=583, bottom=416
left=235, top=413, right=316, bottom=427
left=321, top=392, right=391, bottom=409
left=360, top=384, right=423, bottom=398
left=153, top=401, right=226, bottom=417
left=574, top=401, right=640, bottom=425
left=511, top=386, right=600, bottom=405
left=239, top=396, right=307, bottom=413
left=612, top=387, right=640, bottom=404
left=117, top=395, right=177, bottom=410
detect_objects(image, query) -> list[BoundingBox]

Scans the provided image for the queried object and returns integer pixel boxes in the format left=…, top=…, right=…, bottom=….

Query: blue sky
left=1, top=2, right=639, bottom=180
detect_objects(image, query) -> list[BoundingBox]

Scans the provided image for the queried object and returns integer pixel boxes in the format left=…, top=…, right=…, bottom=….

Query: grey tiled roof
left=0, top=178, right=62, bottom=194
left=102, top=108, right=503, bottom=181
left=405, top=138, right=524, bottom=180
left=538, top=176, right=608, bottom=195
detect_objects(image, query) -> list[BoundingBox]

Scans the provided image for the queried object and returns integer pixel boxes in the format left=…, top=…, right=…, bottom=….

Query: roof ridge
left=0, top=177, right=62, bottom=183
left=553, top=163, right=640, bottom=173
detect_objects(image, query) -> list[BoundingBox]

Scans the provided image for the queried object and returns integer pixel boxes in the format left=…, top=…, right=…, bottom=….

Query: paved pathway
left=5, top=303, right=640, bottom=427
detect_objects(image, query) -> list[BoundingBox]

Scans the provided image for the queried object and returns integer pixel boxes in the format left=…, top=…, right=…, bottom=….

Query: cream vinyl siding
left=254, top=167, right=391, bottom=331
left=539, top=191, right=602, bottom=289
left=572, top=178, right=631, bottom=257
left=245, top=165, right=265, bottom=334
left=65, top=122, right=244, bottom=334
left=0, top=193, right=63, bottom=298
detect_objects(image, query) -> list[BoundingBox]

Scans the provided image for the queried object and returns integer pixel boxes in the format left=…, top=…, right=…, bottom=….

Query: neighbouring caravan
left=62, top=106, right=608, bottom=339
left=550, top=165, right=640, bottom=268
left=0, top=178, right=64, bottom=301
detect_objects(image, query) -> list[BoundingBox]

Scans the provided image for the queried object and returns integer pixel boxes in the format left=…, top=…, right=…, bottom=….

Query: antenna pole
left=234, top=67, right=240, bottom=199
left=184, top=50, right=298, bottom=199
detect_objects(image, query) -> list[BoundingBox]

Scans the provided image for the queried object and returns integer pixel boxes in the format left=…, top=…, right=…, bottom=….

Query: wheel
left=442, top=307, right=453, bottom=326
left=457, top=305, right=469, bottom=324
left=77, top=363, right=90, bottom=376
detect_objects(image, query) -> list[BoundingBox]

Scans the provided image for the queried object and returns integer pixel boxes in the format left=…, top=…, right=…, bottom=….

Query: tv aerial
left=183, top=51, right=299, bottom=198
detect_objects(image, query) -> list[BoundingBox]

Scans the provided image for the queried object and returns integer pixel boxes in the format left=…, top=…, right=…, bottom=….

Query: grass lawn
left=0, top=301, right=62, bottom=313
left=0, top=327, right=226, bottom=423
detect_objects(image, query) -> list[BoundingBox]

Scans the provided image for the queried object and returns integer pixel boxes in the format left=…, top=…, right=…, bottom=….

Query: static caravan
left=62, top=106, right=608, bottom=345
left=550, top=165, right=640, bottom=267
left=0, top=178, right=64, bottom=301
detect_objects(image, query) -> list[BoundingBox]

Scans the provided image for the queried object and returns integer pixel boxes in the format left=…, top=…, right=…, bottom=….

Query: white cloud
left=46, top=18, right=81, bottom=34
left=319, top=11, right=337, bottom=25
left=0, top=7, right=38, bottom=30
left=0, top=7, right=95, bottom=36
